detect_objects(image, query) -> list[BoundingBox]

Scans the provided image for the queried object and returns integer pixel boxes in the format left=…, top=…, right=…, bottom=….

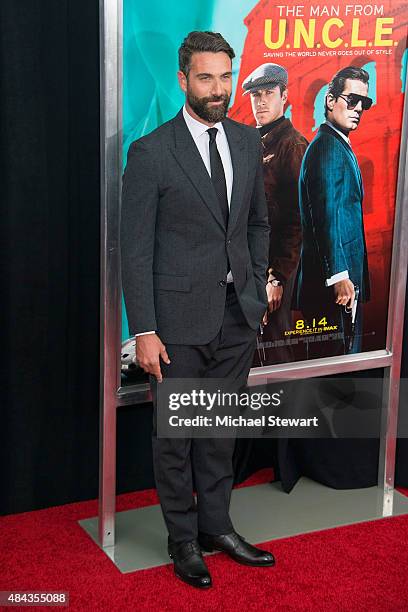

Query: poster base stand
left=81, top=477, right=408, bottom=573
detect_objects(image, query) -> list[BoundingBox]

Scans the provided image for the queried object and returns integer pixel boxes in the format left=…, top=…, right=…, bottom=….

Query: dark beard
left=187, top=89, right=230, bottom=123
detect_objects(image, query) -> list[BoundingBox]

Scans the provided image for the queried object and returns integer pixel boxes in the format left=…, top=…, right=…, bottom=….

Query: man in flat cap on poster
left=242, top=63, right=308, bottom=364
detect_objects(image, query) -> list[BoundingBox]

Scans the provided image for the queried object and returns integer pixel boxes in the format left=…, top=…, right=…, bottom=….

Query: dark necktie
left=207, top=128, right=229, bottom=228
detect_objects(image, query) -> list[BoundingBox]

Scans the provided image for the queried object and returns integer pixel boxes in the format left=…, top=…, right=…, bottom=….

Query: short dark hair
left=324, top=66, right=369, bottom=117
left=276, top=82, right=287, bottom=96
left=178, top=31, right=235, bottom=77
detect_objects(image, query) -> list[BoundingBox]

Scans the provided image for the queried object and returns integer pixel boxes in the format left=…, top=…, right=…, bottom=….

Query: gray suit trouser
left=150, top=286, right=257, bottom=544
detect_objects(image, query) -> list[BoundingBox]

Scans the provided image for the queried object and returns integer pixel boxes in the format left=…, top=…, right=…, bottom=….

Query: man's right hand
left=333, top=279, right=355, bottom=308
left=136, top=333, right=170, bottom=383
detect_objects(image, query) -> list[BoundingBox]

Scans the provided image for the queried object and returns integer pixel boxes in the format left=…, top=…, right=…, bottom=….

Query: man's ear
left=177, top=70, right=187, bottom=94
left=326, top=93, right=335, bottom=112
left=282, top=89, right=288, bottom=104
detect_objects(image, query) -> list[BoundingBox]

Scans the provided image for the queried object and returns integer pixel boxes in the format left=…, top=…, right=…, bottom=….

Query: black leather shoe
left=168, top=539, right=212, bottom=589
left=198, top=531, right=275, bottom=567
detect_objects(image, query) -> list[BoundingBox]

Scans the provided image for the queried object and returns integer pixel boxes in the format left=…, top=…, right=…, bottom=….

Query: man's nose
left=354, top=100, right=363, bottom=112
left=211, top=79, right=224, bottom=97
left=257, top=95, right=266, bottom=107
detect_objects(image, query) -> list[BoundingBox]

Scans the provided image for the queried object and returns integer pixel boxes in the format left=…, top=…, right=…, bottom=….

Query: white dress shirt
left=136, top=106, right=234, bottom=337
left=323, top=120, right=350, bottom=287
left=182, top=105, right=233, bottom=206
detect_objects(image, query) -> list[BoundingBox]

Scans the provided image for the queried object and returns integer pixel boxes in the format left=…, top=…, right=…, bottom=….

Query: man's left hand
left=267, top=282, right=283, bottom=313
left=263, top=282, right=284, bottom=324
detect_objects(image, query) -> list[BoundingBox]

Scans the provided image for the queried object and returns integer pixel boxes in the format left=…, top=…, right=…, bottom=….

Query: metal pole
left=98, top=0, right=122, bottom=548
left=378, top=67, right=408, bottom=516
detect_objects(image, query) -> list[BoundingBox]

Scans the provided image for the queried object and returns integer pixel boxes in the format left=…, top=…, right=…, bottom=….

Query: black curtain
left=1, top=0, right=101, bottom=514
left=1, top=1, right=407, bottom=515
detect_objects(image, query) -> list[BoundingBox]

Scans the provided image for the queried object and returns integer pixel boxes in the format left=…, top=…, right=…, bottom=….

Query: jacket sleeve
left=247, top=132, right=270, bottom=302
left=305, top=138, right=349, bottom=281
left=269, top=139, right=306, bottom=282
left=120, top=140, right=159, bottom=336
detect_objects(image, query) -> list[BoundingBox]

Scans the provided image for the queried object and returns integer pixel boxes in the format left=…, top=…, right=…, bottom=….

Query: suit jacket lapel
left=348, top=148, right=363, bottom=200
left=320, top=124, right=363, bottom=199
left=171, top=109, right=225, bottom=230
left=223, top=118, right=248, bottom=234
left=349, top=149, right=363, bottom=197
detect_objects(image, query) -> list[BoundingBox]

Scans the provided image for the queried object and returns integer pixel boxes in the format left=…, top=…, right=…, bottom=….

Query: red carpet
left=1, top=470, right=408, bottom=611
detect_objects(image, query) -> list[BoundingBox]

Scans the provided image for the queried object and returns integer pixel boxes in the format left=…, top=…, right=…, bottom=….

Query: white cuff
left=325, top=270, right=349, bottom=287
left=135, top=331, right=156, bottom=337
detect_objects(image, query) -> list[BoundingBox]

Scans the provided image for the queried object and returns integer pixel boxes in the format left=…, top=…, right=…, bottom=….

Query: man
left=293, top=66, right=372, bottom=358
left=121, top=31, right=274, bottom=589
left=242, top=63, right=308, bottom=364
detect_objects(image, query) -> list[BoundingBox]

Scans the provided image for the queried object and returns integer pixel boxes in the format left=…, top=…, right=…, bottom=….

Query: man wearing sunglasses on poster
left=294, top=66, right=372, bottom=358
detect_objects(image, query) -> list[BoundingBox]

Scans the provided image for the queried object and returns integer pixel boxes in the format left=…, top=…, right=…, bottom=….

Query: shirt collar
left=183, top=104, right=225, bottom=140
left=324, top=120, right=351, bottom=146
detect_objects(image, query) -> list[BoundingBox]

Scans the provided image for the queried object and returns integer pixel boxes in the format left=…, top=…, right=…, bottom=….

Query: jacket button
left=226, top=239, right=231, bottom=245
left=219, top=280, right=227, bottom=287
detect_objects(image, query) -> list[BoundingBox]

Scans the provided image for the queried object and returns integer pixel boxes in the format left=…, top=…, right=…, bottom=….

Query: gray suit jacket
left=121, top=109, right=270, bottom=345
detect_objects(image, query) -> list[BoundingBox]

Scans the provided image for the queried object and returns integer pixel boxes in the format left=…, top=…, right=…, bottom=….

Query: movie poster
left=121, top=0, right=408, bottom=381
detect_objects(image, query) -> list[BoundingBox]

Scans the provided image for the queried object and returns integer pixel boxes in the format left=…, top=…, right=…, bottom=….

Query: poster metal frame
left=98, top=0, right=408, bottom=546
